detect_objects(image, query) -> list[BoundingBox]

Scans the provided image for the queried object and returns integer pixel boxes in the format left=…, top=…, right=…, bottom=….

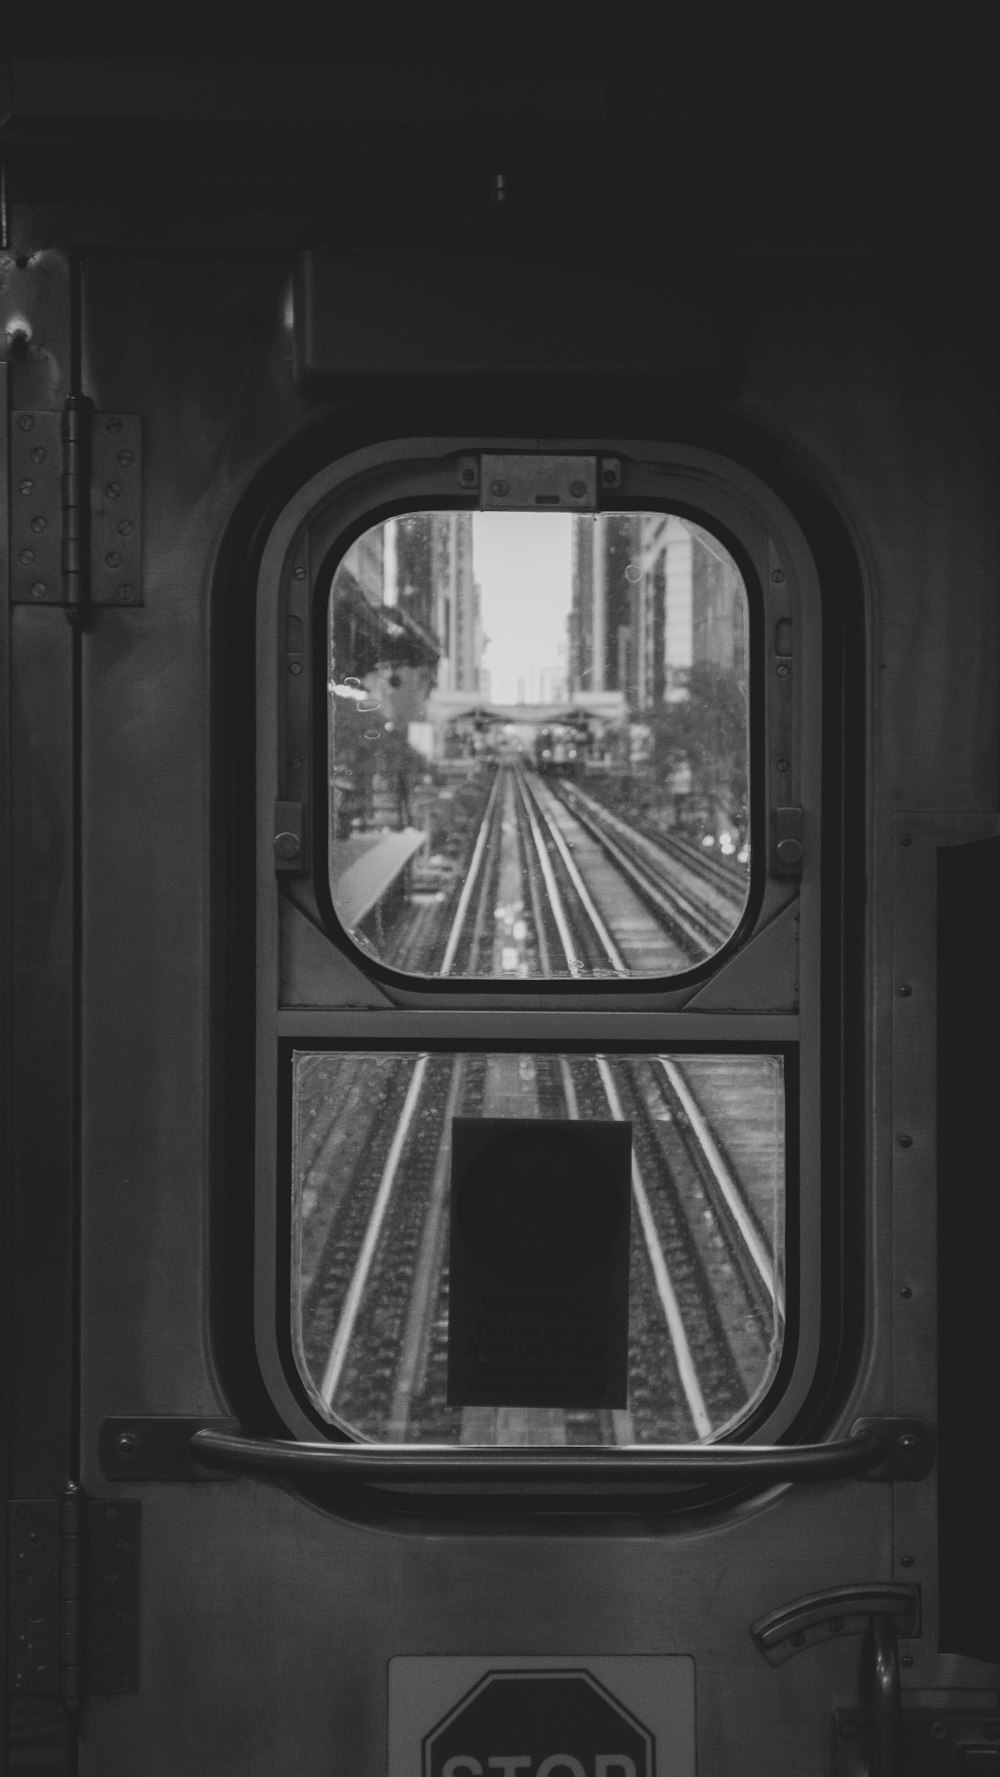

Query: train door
left=4, top=165, right=999, bottom=1775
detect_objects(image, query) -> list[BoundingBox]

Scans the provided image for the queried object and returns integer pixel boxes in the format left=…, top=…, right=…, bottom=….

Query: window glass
left=291, top=1050, right=784, bottom=1445
left=328, top=513, right=751, bottom=979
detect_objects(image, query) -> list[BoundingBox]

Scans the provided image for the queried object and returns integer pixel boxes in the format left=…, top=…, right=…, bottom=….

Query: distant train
left=534, top=722, right=590, bottom=777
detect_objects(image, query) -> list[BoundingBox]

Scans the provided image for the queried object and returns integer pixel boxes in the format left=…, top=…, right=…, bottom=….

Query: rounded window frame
left=254, top=433, right=832, bottom=1498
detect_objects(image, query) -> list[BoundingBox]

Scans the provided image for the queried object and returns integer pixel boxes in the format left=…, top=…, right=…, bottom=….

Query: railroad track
left=296, top=762, right=784, bottom=1447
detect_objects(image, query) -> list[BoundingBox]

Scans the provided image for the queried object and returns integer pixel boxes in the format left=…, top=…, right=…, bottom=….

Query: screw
left=31, top=446, right=46, bottom=463
left=115, top=1432, right=137, bottom=1455
left=490, top=479, right=509, bottom=497
left=19, top=549, right=35, bottom=564
left=931, top=1722, right=948, bottom=1741
left=289, top=661, right=302, bottom=675
left=459, top=466, right=476, bottom=485
left=293, top=566, right=307, bottom=580
left=901, top=1654, right=914, bottom=1668
left=771, top=568, right=785, bottom=582
left=117, top=450, right=134, bottom=467
left=18, top=414, right=34, bottom=431
left=602, top=467, right=617, bottom=485
left=569, top=480, right=586, bottom=497
left=897, top=983, right=912, bottom=997
left=117, top=585, right=133, bottom=602
left=777, top=758, right=789, bottom=772
left=900, top=1285, right=913, bottom=1298
left=106, top=417, right=122, bottom=432
left=19, top=479, right=34, bottom=494
left=30, top=516, right=47, bottom=533
left=31, top=582, right=46, bottom=598
left=117, top=519, right=135, bottom=537
left=900, top=1554, right=915, bottom=1567
left=898, top=1133, right=913, bottom=1148
left=776, top=662, right=789, bottom=677
left=289, top=756, right=302, bottom=769
left=105, top=481, right=122, bottom=499
left=105, top=552, right=122, bottom=569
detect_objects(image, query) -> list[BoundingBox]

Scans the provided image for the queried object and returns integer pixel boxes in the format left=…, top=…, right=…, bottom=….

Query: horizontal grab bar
left=190, top=1417, right=932, bottom=1484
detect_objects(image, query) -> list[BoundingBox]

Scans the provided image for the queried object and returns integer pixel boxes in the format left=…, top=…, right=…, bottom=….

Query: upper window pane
left=328, top=513, right=750, bottom=979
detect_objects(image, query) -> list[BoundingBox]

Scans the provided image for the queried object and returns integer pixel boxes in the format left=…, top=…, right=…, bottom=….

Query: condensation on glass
left=291, top=1050, right=785, bottom=1445
left=328, top=512, right=751, bottom=979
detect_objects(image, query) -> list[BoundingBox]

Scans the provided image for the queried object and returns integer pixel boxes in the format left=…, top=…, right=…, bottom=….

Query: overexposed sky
left=473, top=513, right=572, bottom=704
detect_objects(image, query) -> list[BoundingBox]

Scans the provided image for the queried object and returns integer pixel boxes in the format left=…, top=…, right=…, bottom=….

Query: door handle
left=188, top=1417, right=932, bottom=1484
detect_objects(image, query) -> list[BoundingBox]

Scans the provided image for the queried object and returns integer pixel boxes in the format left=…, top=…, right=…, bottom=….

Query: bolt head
left=115, top=1431, right=137, bottom=1455
left=490, top=479, right=509, bottom=497
left=19, top=479, right=34, bottom=494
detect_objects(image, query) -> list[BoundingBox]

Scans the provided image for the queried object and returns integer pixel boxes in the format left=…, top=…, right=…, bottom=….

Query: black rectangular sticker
left=447, top=1118, right=632, bottom=1410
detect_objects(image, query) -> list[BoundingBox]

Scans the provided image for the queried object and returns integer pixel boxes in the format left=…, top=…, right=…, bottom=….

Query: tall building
left=568, top=515, right=638, bottom=695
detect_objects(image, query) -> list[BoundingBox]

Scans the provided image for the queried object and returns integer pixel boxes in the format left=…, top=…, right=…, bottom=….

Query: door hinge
left=7, top=1485, right=140, bottom=1702
left=10, top=405, right=143, bottom=613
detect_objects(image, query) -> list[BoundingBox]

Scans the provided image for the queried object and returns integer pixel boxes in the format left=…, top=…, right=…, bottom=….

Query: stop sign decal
left=423, top=1669, right=654, bottom=1777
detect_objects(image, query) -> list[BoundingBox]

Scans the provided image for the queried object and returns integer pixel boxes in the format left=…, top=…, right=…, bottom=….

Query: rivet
left=30, top=446, right=46, bottom=463
left=897, top=983, right=912, bottom=997
left=900, top=1285, right=913, bottom=1299
left=898, top=1133, right=913, bottom=1148
left=293, top=566, right=307, bottom=580
left=771, top=568, right=785, bottom=583
left=19, top=478, right=34, bottom=494
left=117, top=450, right=134, bottom=467
left=776, top=662, right=789, bottom=677
left=30, top=516, right=47, bottom=533
left=19, top=548, right=35, bottom=564
left=569, top=480, right=586, bottom=497
left=490, top=479, right=509, bottom=497
left=289, top=661, right=302, bottom=675
left=30, top=582, right=47, bottom=598
left=105, top=481, right=122, bottom=499
left=898, top=1434, right=918, bottom=1454
left=18, top=414, right=34, bottom=431
left=900, top=1554, right=915, bottom=1567
left=790, top=1631, right=806, bottom=1647
left=105, top=552, right=122, bottom=569
left=901, top=832, right=913, bottom=846
left=117, top=585, right=133, bottom=602
left=777, top=758, right=789, bottom=772
left=117, top=519, right=134, bottom=537
left=901, top=1654, right=914, bottom=1668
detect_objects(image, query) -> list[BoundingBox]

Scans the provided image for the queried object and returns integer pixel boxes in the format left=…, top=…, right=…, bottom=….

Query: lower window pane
left=291, top=1051, right=785, bottom=1446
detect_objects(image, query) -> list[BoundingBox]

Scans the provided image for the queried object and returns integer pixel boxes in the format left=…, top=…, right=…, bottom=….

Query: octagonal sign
left=424, top=1669, right=654, bottom=1777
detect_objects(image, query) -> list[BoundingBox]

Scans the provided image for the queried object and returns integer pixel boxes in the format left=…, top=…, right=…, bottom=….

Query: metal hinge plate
left=7, top=1497, right=140, bottom=1698
left=10, top=411, right=143, bottom=607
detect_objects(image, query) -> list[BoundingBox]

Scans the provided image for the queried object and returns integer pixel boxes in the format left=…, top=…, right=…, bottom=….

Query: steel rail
left=319, top=1054, right=430, bottom=1406
left=439, top=765, right=505, bottom=975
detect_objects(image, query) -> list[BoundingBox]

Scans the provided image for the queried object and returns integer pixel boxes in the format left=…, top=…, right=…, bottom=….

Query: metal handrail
left=189, top=1418, right=930, bottom=1485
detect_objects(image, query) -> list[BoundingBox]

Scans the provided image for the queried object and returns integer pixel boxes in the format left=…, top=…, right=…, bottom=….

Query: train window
left=291, top=1050, right=785, bottom=1445
left=259, top=439, right=823, bottom=1468
left=328, top=513, right=751, bottom=981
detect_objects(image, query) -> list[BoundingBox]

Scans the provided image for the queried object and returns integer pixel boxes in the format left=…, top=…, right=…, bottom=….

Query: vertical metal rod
left=869, top=1614, right=903, bottom=1777
left=59, top=1481, right=83, bottom=1710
